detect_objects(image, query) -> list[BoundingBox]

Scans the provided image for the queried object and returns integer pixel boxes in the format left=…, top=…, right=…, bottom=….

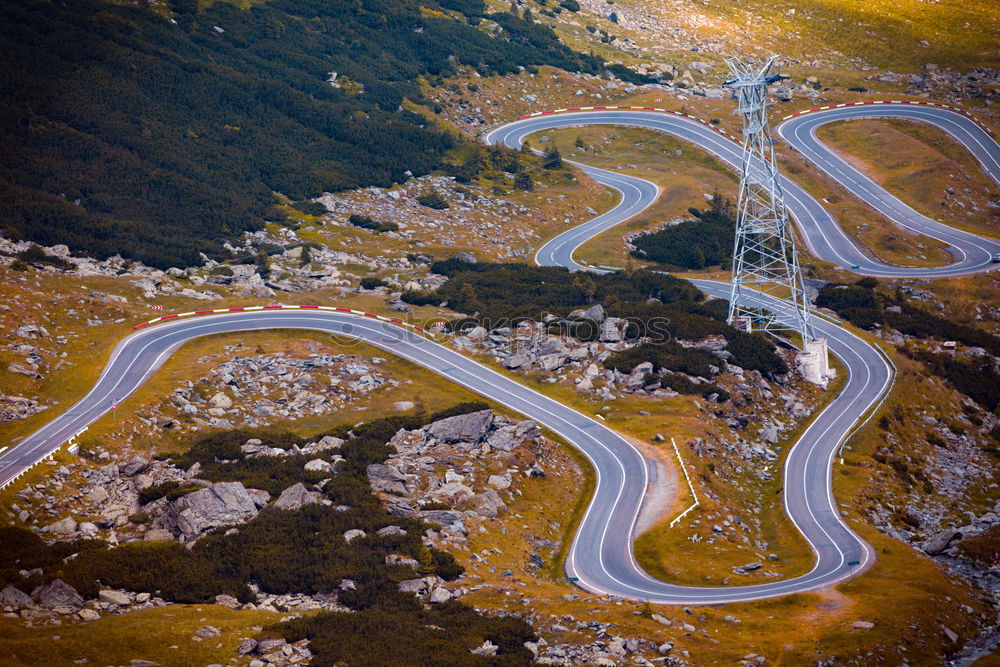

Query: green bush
left=348, top=214, right=399, bottom=233
left=138, top=481, right=201, bottom=505
left=660, top=372, right=730, bottom=401
left=416, top=191, right=449, bottom=210
left=271, top=600, right=536, bottom=666
left=294, top=201, right=328, bottom=217
left=631, top=194, right=734, bottom=269
left=605, top=341, right=719, bottom=378
left=16, top=245, right=71, bottom=270
left=0, top=0, right=651, bottom=268
left=360, top=277, right=388, bottom=290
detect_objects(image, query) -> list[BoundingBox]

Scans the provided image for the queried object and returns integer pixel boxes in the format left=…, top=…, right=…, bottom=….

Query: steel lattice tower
left=723, top=56, right=814, bottom=346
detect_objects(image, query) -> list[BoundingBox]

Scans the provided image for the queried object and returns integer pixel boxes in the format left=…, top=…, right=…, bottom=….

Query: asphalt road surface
left=486, top=105, right=1000, bottom=276
left=3, top=104, right=996, bottom=604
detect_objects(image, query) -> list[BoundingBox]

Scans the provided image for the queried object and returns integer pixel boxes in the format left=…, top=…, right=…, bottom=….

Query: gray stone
left=537, top=353, right=567, bottom=372
left=98, top=589, right=131, bottom=606
left=0, top=585, right=33, bottom=608
left=568, top=304, right=605, bottom=322
left=376, top=525, right=406, bottom=537
left=157, top=482, right=260, bottom=538
left=417, top=510, right=465, bottom=533
left=247, top=488, right=271, bottom=508
left=487, top=420, right=541, bottom=452
left=273, top=483, right=324, bottom=511
left=143, top=528, right=174, bottom=542
left=44, top=517, right=78, bottom=535
left=470, top=489, right=507, bottom=517
left=503, top=349, right=532, bottom=369
left=238, top=638, right=258, bottom=655
left=311, top=435, right=344, bottom=452
left=487, top=473, right=512, bottom=490
left=429, top=586, right=453, bottom=603
left=7, top=363, right=42, bottom=379
left=78, top=521, right=99, bottom=538
left=207, top=392, right=232, bottom=410
left=196, top=625, right=221, bottom=639
left=343, top=529, right=366, bottom=543
left=598, top=317, right=625, bottom=342
left=32, top=579, right=84, bottom=611
left=367, top=463, right=409, bottom=495
left=119, top=456, right=151, bottom=477
left=215, top=594, right=241, bottom=609
left=923, top=529, right=963, bottom=555
left=431, top=482, right=474, bottom=503
left=304, top=458, right=332, bottom=472
left=399, top=578, right=430, bottom=595
left=761, top=423, right=779, bottom=444
left=426, top=410, right=493, bottom=444
left=256, top=638, right=287, bottom=654
left=78, top=608, right=100, bottom=621
left=471, top=640, right=498, bottom=656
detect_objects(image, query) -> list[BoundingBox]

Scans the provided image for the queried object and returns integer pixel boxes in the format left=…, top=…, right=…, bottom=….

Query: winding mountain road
left=2, top=103, right=997, bottom=604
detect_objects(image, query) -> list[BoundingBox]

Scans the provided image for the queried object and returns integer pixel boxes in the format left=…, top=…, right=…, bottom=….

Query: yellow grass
left=0, top=604, right=283, bottom=667
left=818, top=118, right=1000, bottom=240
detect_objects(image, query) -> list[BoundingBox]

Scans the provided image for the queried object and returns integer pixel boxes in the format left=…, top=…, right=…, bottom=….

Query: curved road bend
left=485, top=105, right=1000, bottom=276
left=1, top=103, right=996, bottom=604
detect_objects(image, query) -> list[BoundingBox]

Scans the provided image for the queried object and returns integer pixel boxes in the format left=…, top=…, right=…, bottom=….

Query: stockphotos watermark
left=327, top=314, right=673, bottom=347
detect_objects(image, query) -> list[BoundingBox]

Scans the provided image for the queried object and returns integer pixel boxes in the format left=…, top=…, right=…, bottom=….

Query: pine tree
left=514, top=171, right=533, bottom=191
left=255, top=248, right=270, bottom=278
left=543, top=146, right=562, bottom=169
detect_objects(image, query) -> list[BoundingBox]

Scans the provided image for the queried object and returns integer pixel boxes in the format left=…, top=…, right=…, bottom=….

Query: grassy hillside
left=0, top=0, right=649, bottom=268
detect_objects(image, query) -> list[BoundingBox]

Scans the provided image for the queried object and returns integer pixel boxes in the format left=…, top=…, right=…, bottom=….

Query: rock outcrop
left=154, top=481, right=261, bottom=539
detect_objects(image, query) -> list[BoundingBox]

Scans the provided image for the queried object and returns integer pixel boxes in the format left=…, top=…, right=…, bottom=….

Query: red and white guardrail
left=132, top=305, right=432, bottom=333
left=516, top=105, right=740, bottom=142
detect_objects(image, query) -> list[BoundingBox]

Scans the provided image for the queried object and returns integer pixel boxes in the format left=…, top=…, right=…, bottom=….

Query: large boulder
left=156, top=482, right=260, bottom=538
left=118, top=456, right=151, bottom=477
left=426, top=410, right=493, bottom=445
left=208, top=392, right=233, bottom=410
left=367, top=464, right=410, bottom=495
left=503, top=349, right=532, bottom=369
left=273, top=483, right=325, bottom=511
left=416, top=510, right=466, bottom=534
left=568, top=304, right=605, bottom=322
left=599, top=317, right=626, bottom=342
left=32, top=579, right=84, bottom=611
left=923, top=529, right=963, bottom=555
left=44, top=517, right=78, bottom=536
left=431, top=482, right=475, bottom=504
left=470, top=490, right=507, bottom=517
left=487, top=420, right=541, bottom=452
left=0, top=585, right=33, bottom=608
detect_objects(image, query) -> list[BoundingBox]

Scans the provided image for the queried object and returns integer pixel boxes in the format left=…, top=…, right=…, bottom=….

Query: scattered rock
left=273, top=483, right=325, bottom=511
left=32, top=579, right=84, bottom=611
left=0, top=585, right=33, bottom=608
left=922, top=529, right=963, bottom=555
left=155, top=481, right=261, bottom=539
left=44, top=517, right=78, bottom=536
left=98, top=589, right=131, bottom=606
left=425, top=409, right=493, bottom=444
left=343, top=529, right=366, bottom=543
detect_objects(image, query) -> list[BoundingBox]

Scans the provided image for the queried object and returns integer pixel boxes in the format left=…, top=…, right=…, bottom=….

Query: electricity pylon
left=723, top=56, right=814, bottom=347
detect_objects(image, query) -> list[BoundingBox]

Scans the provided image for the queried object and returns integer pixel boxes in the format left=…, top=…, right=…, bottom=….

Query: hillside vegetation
left=0, top=0, right=648, bottom=268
